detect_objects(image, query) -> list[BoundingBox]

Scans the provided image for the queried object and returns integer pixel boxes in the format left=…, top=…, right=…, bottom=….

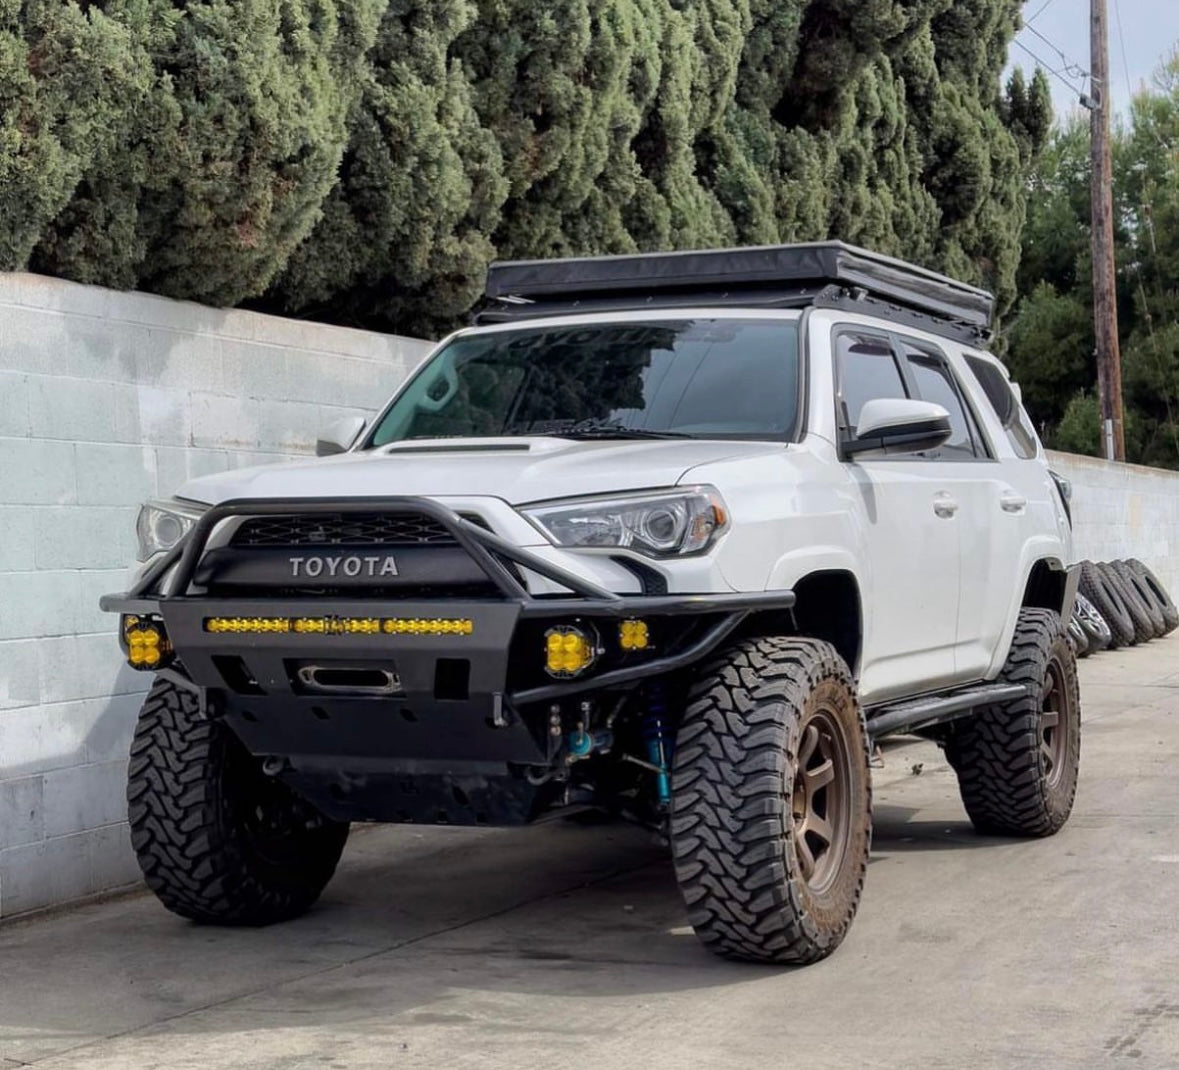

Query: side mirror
left=845, top=398, right=952, bottom=457
left=315, top=415, right=367, bottom=457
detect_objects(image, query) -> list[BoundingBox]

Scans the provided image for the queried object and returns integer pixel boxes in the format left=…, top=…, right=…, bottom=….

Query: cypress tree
left=272, top=0, right=504, bottom=334
left=5, top=0, right=1044, bottom=340
left=27, top=0, right=382, bottom=306
left=0, top=0, right=152, bottom=271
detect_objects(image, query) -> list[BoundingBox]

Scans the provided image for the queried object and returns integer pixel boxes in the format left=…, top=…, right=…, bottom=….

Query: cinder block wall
left=1048, top=451, right=1179, bottom=594
left=0, top=273, right=430, bottom=918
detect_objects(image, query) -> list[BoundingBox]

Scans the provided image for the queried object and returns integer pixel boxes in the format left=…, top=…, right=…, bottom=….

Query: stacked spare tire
left=1072, top=559, right=1178, bottom=658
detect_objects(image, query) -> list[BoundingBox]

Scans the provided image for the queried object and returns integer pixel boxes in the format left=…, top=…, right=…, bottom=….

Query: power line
left=1111, top=0, right=1171, bottom=150
left=1025, top=0, right=1061, bottom=24
left=1011, top=38, right=1089, bottom=100
left=1132, top=265, right=1179, bottom=460
left=1023, top=21, right=1091, bottom=81
left=1112, top=0, right=1135, bottom=102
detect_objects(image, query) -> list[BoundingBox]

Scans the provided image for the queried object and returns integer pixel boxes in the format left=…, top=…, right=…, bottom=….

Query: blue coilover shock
left=642, top=685, right=672, bottom=807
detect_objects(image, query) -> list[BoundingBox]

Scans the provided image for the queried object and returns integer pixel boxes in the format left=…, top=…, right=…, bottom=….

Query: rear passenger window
left=835, top=332, right=909, bottom=431
left=965, top=356, right=1039, bottom=459
left=901, top=345, right=986, bottom=459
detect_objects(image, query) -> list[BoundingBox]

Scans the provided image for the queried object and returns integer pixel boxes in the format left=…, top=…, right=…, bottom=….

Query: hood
left=176, top=437, right=784, bottom=507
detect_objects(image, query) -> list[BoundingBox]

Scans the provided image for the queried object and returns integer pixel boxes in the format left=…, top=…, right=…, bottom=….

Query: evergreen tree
left=273, top=0, right=504, bottom=334
left=29, top=0, right=382, bottom=305
left=0, top=0, right=155, bottom=271
left=1008, top=50, right=1179, bottom=468
left=5, top=0, right=1049, bottom=341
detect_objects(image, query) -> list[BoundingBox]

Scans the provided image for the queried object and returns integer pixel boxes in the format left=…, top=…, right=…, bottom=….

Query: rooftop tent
left=478, top=242, right=995, bottom=344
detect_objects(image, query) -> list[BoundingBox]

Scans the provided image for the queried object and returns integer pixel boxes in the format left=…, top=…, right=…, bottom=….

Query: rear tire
left=671, top=637, right=871, bottom=964
left=128, top=678, right=349, bottom=924
left=946, top=608, right=1080, bottom=837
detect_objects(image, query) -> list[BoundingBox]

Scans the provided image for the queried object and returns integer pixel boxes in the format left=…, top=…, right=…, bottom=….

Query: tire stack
left=1072, top=559, right=1178, bottom=658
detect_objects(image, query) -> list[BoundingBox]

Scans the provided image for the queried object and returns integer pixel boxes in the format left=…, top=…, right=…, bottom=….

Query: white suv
left=104, top=243, right=1081, bottom=964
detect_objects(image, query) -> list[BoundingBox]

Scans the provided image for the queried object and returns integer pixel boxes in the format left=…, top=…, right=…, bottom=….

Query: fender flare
left=987, top=537, right=1070, bottom=677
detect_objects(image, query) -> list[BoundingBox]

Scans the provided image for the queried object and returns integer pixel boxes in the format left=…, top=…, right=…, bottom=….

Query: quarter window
left=964, top=356, right=1039, bottom=459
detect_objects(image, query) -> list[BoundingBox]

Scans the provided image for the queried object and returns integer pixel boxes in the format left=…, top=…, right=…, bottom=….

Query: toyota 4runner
left=102, top=243, right=1081, bottom=964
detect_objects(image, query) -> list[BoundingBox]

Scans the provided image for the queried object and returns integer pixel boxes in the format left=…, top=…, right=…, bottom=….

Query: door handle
left=999, top=491, right=1027, bottom=514
left=933, top=492, right=959, bottom=519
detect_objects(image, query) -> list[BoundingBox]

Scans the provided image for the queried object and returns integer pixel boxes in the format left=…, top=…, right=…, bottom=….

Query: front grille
left=231, top=513, right=456, bottom=548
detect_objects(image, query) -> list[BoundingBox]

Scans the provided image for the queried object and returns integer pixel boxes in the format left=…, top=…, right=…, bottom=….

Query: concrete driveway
left=2, top=641, right=1178, bottom=1070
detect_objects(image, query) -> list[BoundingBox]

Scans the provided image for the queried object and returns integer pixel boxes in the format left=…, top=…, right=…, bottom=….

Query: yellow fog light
left=122, top=615, right=172, bottom=672
left=619, top=619, right=650, bottom=651
left=544, top=625, right=597, bottom=678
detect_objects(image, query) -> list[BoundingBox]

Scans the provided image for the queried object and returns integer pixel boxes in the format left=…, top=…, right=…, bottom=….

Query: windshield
left=366, top=317, right=801, bottom=446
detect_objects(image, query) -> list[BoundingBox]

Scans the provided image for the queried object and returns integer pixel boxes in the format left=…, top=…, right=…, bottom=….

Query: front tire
left=128, top=678, right=349, bottom=924
left=947, top=608, right=1080, bottom=837
left=671, top=637, right=871, bottom=965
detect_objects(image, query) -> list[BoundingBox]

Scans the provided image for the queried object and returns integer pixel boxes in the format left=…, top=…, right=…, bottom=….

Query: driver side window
left=835, top=330, right=909, bottom=433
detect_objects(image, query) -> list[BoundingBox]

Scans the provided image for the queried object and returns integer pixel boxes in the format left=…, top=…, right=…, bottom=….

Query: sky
left=1009, top=0, right=1179, bottom=121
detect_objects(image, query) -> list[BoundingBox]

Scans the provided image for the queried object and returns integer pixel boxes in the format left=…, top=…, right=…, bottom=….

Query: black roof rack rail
left=476, top=242, right=994, bottom=346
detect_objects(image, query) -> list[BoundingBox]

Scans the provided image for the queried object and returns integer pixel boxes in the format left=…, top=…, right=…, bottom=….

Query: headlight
left=522, top=487, right=728, bottom=558
left=135, top=498, right=207, bottom=561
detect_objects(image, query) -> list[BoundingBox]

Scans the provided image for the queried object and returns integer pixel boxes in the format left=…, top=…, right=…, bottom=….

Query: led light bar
left=203, top=616, right=474, bottom=636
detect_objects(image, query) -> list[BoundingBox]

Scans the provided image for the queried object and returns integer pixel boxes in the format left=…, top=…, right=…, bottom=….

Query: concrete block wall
left=1048, top=451, right=1179, bottom=594
left=0, top=273, right=430, bottom=919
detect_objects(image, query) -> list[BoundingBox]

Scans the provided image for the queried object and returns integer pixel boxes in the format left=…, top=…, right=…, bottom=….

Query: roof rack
left=476, top=242, right=995, bottom=345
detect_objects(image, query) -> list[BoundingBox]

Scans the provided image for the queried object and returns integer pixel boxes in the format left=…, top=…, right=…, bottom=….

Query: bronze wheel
left=1039, top=654, right=1069, bottom=791
left=792, top=707, right=853, bottom=895
left=672, top=636, right=871, bottom=965
left=947, top=608, right=1080, bottom=837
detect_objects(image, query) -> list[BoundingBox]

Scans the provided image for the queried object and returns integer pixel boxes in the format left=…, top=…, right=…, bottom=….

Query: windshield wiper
left=546, top=428, right=698, bottom=440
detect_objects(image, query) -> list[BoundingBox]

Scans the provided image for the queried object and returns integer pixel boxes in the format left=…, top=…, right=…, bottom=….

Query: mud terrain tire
left=128, top=678, right=349, bottom=924
left=947, top=608, right=1080, bottom=837
left=671, top=637, right=871, bottom=965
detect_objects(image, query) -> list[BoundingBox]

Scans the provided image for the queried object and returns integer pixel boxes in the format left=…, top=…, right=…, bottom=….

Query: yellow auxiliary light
left=544, top=625, right=598, bottom=678
left=619, top=618, right=650, bottom=651
left=122, top=615, right=173, bottom=671
left=203, top=616, right=474, bottom=636
left=207, top=617, right=290, bottom=634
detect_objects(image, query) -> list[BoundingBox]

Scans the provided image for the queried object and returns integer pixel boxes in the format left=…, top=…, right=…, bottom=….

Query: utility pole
left=1090, top=0, right=1126, bottom=461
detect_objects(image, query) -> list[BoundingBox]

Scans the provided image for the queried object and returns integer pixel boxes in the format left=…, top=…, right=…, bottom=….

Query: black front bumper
left=102, top=497, right=795, bottom=824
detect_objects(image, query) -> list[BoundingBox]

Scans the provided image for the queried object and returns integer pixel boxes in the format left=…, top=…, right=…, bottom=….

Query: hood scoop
left=380, top=440, right=533, bottom=455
